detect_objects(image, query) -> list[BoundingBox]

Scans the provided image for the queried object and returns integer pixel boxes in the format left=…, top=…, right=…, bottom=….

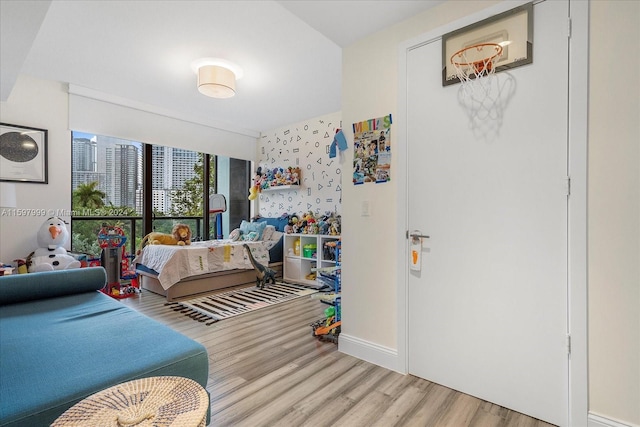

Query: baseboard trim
left=338, top=339, right=639, bottom=427
left=338, top=333, right=400, bottom=373
left=589, top=412, right=638, bottom=427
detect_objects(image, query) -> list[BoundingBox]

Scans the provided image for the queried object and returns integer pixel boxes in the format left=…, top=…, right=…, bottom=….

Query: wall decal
left=257, top=112, right=342, bottom=217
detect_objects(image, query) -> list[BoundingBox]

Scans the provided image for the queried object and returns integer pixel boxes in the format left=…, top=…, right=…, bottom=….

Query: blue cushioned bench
left=0, top=268, right=209, bottom=427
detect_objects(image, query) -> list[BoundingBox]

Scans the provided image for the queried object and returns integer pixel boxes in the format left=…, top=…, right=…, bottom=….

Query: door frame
left=394, top=1, right=588, bottom=426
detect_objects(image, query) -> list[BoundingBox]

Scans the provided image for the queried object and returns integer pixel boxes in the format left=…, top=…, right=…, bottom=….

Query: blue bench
left=0, top=268, right=209, bottom=426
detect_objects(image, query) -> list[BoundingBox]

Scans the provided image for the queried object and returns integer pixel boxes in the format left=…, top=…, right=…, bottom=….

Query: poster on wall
left=352, top=114, right=392, bottom=185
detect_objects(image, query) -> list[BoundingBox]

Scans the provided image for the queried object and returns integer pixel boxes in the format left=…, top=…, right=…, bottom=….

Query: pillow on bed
left=270, top=230, right=284, bottom=241
left=262, top=225, right=276, bottom=241
left=241, top=231, right=259, bottom=241
left=240, top=220, right=267, bottom=240
left=229, top=228, right=241, bottom=241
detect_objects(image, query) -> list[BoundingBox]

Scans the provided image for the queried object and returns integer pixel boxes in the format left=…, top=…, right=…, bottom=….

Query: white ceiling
left=1, top=0, right=442, bottom=136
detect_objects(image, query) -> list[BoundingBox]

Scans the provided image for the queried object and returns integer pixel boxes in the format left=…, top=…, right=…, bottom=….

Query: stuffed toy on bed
left=138, top=223, right=192, bottom=254
left=28, top=217, right=82, bottom=273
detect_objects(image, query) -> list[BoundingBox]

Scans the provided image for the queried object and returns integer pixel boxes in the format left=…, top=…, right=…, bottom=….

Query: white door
left=407, top=1, right=569, bottom=425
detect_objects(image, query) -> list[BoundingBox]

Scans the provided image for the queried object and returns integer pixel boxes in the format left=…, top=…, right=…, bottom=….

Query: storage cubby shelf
left=283, top=234, right=340, bottom=287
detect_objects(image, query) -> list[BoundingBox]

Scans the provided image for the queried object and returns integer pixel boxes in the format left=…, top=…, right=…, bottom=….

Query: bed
left=134, top=217, right=288, bottom=301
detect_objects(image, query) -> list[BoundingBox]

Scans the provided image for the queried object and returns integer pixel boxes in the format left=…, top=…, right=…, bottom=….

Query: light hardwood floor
left=121, top=287, right=556, bottom=427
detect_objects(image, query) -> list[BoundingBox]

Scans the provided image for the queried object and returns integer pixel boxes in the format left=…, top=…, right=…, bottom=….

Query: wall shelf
left=261, top=185, right=300, bottom=192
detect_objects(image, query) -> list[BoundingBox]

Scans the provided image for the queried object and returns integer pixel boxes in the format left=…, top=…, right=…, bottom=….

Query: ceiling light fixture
left=191, top=58, right=243, bottom=99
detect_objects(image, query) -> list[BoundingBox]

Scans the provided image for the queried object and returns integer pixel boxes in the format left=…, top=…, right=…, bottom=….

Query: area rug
left=166, top=282, right=317, bottom=325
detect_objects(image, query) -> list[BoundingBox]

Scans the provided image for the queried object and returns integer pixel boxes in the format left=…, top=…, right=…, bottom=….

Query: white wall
left=0, top=75, right=71, bottom=262
left=340, top=0, right=500, bottom=358
left=588, top=1, right=640, bottom=425
left=256, top=111, right=343, bottom=218
left=341, top=1, right=639, bottom=426
left=68, top=90, right=257, bottom=161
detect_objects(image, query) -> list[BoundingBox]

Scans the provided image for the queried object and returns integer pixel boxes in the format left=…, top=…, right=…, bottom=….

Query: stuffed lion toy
left=138, top=223, right=192, bottom=254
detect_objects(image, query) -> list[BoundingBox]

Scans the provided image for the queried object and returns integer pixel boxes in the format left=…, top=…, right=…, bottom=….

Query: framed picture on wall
left=0, top=123, right=48, bottom=184
left=442, top=2, right=533, bottom=86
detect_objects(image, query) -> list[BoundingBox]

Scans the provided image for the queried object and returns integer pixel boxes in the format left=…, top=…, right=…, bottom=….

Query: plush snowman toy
left=28, top=217, right=82, bottom=272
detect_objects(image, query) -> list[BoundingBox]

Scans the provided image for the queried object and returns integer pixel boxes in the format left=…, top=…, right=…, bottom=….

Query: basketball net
left=451, top=43, right=513, bottom=140
left=451, top=43, right=503, bottom=101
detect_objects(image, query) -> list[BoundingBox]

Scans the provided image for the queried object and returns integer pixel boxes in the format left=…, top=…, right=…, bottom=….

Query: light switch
left=361, top=200, right=370, bottom=216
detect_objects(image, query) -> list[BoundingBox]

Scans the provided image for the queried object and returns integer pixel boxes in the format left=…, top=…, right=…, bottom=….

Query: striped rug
left=166, top=282, right=317, bottom=325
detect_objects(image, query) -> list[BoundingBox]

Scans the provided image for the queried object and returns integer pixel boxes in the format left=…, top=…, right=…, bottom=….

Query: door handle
left=410, top=233, right=430, bottom=239
left=407, top=230, right=430, bottom=239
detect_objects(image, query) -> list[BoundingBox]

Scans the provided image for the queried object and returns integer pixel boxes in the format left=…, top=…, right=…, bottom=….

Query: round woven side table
left=52, top=376, right=209, bottom=427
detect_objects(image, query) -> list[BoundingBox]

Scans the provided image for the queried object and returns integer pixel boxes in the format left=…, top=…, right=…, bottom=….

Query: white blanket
left=133, top=240, right=269, bottom=290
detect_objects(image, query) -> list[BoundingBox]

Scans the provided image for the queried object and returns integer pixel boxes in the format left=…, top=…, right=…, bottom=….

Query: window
left=151, top=146, right=211, bottom=239
left=70, top=131, right=250, bottom=259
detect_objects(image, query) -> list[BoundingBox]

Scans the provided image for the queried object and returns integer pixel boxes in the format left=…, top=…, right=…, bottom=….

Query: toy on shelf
left=285, top=211, right=341, bottom=236
left=310, top=241, right=341, bottom=343
left=248, top=166, right=302, bottom=200
left=264, top=166, right=301, bottom=188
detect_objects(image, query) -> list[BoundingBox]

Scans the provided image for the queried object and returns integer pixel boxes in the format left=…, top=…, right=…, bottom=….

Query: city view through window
left=71, top=131, right=213, bottom=257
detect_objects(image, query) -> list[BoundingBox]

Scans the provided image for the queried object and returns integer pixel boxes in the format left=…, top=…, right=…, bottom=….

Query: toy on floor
left=13, top=259, right=28, bottom=274
left=0, top=263, right=14, bottom=276
left=243, top=243, right=276, bottom=289
left=310, top=315, right=341, bottom=344
left=98, top=224, right=139, bottom=299
left=28, top=217, right=82, bottom=272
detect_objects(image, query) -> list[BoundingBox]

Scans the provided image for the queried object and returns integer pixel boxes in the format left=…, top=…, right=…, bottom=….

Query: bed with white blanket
left=134, top=240, right=280, bottom=301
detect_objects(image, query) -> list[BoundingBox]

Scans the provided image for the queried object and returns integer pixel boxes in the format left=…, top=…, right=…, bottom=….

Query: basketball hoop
left=450, top=42, right=513, bottom=141
left=450, top=43, right=503, bottom=84
left=451, top=42, right=503, bottom=109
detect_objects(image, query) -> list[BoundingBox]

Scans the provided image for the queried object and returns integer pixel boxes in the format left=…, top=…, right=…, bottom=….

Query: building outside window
left=70, top=131, right=250, bottom=259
